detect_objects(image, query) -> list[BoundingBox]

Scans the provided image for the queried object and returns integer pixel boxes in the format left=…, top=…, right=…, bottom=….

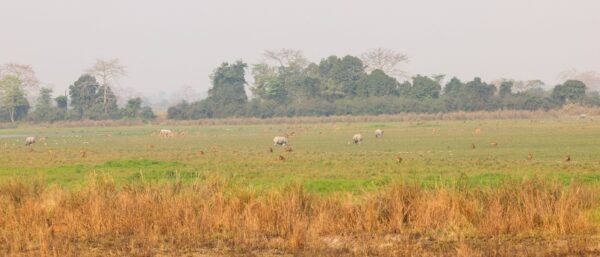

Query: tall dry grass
left=0, top=177, right=598, bottom=256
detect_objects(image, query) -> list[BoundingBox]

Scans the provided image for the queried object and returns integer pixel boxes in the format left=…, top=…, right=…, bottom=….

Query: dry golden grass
left=1, top=176, right=598, bottom=256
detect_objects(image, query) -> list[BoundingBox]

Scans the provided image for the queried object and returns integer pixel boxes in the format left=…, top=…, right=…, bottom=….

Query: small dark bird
left=278, top=155, right=286, bottom=161
left=565, top=155, right=571, bottom=162
left=396, top=156, right=403, bottom=163
left=471, top=143, right=476, bottom=149
left=269, top=147, right=273, bottom=153
left=527, top=153, right=533, bottom=161
left=198, top=150, right=204, bottom=156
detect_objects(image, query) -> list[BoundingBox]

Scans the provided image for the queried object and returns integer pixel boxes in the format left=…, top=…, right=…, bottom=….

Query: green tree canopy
left=206, top=61, right=249, bottom=117
left=55, top=95, right=68, bottom=110
left=31, top=87, right=53, bottom=122
left=443, top=77, right=464, bottom=96
left=91, top=85, right=120, bottom=119
left=356, top=69, right=399, bottom=97
left=552, top=80, right=586, bottom=103
left=410, top=75, right=441, bottom=99
left=122, top=97, right=143, bottom=119
left=0, top=75, right=29, bottom=122
left=499, top=81, right=514, bottom=98
left=69, top=74, right=100, bottom=119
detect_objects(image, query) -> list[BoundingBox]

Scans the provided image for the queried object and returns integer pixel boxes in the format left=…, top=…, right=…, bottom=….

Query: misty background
left=1, top=0, right=599, bottom=111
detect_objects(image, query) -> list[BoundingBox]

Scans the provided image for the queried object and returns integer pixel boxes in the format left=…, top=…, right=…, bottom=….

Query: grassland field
left=4, top=117, right=600, bottom=256
left=1, top=117, right=599, bottom=192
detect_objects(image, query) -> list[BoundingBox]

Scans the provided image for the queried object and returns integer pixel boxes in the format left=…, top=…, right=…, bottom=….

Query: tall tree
left=55, top=95, right=68, bottom=110
left=54, top=95, right=68, bottom=120
left=499, top=81, right=514, bottom=97
left=207, top=61, right=249, bottom=116
left=559, top=69, right=600, bottom=91
left=86, top=59, right=127, bottom=116
left=69, top=74, right=100, bottom=119
left=317, top=55, right=366, bottom=98
left=356, top=69, right=399, bottom=97
left=410, top=75, right=441, bottom=99
left=92, top=85, right=120, bottom=119
left=253, top=49, right=315, bottom=103
left=0, top=63, right=40, bottom=103
left=0, top=75, right=30, bottom=122
left=251, top=63, right=283, bottom=100
left=552, top=80, right=586, bottom=103
left=31, top=87, right=53, bottom=121
left=122, top=97, right=143, bottom=118
left=443, top=77, right=464, bottom=96
left=459, top=77, right=497, bottom=110
left=263, top=49, right=308, bottom=68
left=360, top=48, right=409, bottom=79
left=0, top=63, right=40, bottom=90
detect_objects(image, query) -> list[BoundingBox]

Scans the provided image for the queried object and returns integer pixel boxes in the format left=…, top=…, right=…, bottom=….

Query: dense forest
left=1, top=49, right=599, bottom=123
left=167, top=49, right=599, bottom=119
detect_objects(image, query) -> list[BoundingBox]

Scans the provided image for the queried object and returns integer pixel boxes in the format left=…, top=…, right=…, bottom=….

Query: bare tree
left=263, top=49, right=308, bottom=68
left=0, top=63, right=40, bottom=89
left=86, top=58, right=127, bottom=114
left=360, top=48, right=409, bottom=79
left=559, top=69, right=600, bottom=91
left=512, top=80, right=545, bottom=93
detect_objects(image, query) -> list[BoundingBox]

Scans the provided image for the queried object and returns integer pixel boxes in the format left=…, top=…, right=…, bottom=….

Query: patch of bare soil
left=12, top=234, right=600, bottom=257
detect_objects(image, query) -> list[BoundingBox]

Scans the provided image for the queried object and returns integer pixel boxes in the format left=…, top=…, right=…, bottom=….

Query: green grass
left=1, top=118, right=600, bottom=192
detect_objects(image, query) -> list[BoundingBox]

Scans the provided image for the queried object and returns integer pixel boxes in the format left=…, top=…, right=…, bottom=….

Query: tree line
left=2, top=50, right=598, bottom=123
left=168, top=49, right=600, bottom=119
left=0, top=60, right=155, bottom=123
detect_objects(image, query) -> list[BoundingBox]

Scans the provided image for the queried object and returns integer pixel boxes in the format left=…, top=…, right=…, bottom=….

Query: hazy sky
left=1, top=0, right=599, bottom=101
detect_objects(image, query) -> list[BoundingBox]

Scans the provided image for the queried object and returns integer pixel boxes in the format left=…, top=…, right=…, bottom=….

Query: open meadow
left=2, top=117, right=600, bottom=256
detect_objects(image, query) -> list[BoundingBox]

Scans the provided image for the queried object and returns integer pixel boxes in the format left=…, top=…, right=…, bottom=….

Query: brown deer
left=80, top=150, right=87, bottom=158
left=396, top=156, right=403, bottom=163
left=527, top=153, right=533, bottom=161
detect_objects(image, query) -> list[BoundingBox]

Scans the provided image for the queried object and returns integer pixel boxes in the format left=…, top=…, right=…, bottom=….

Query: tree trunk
left=104, top=85, right=108, bottom=115
left=10, top=95, right=15, bottom=123
left=102, top=75, right=108, bottom=115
